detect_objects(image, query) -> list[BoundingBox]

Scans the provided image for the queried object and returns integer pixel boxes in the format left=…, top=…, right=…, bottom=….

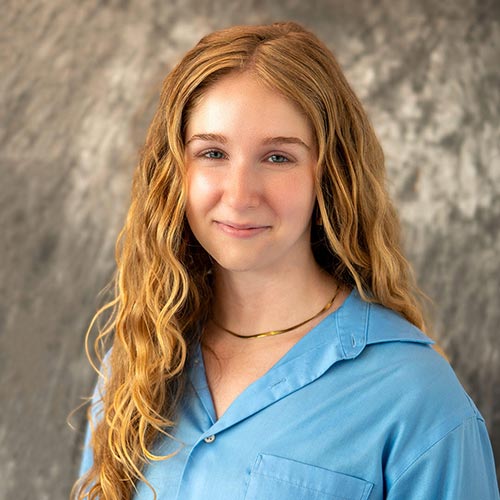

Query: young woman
left=74, top=22, right=499, bottom=500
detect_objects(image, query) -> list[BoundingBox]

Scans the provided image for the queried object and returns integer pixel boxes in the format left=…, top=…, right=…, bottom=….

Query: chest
left=202, top=341, right=294, bottom=419
left=135, top=353, right=393, bottom=500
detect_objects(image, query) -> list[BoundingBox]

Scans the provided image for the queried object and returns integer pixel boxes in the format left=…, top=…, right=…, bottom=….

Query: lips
left=217, top=221, right=265, bottom=230
left=214, top=220, right=270, bottom=238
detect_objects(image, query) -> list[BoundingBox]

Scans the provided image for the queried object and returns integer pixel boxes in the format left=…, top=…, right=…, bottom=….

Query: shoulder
left=346, top=299, right=488, bottom=479
left=359, top=337, right=480, bottom=426
left=355, top=298, right=480, bottom=425
left=337, top=290, right=462, bottom=400
left=334, top=290, right=483, bottom=446
left=337, top=297, right=494, bottom=490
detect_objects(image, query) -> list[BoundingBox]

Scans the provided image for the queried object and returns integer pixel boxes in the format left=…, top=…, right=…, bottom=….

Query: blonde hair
left=73, top=21, right=431, bottom=500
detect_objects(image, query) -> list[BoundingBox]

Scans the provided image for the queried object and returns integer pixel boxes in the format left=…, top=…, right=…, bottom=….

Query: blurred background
left=1, top=0, right=499, bottom=498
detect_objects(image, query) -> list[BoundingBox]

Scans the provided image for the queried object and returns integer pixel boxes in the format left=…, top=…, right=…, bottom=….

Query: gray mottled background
left=1, top=0, right=499, bottom=498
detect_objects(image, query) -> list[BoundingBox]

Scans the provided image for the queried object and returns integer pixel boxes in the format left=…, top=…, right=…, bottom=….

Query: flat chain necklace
left=211, top=286, right=340, bottom=339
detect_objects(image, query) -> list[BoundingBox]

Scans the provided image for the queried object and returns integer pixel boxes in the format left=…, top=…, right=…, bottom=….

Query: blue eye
left=268, top=154, right=289, bottom=163
left=204, top=150, right=225, bottom=159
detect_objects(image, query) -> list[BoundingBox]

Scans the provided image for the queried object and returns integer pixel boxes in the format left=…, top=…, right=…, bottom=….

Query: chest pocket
left=245, top=454, right=374, bottom=500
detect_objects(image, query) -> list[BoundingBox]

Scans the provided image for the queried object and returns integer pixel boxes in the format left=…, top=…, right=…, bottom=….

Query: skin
left=184, top=71, right=345, bottom=418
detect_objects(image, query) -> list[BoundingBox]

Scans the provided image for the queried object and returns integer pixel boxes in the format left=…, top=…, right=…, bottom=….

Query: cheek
left=186, top=170, right=220, bottom=214
left=270, top=174, right=316, bottom=220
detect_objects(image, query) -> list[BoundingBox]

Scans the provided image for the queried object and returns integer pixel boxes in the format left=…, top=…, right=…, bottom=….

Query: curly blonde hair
left=73, top=21, right=432, bottom=500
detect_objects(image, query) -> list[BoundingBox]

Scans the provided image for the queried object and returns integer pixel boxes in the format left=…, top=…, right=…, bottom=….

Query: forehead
left=185, top=72, right=314, bottom=143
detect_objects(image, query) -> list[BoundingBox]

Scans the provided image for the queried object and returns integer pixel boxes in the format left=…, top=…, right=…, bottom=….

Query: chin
left=213, top=252, right=268, bottom=274
left=214, top=260, right=260, bottom=274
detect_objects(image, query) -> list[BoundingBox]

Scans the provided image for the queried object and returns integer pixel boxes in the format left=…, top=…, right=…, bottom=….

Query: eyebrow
left=262, top=136, right=311, bottom=150
left=185, top=133, right=311, bottom=150
left=185, top=133, right=227, bottom=145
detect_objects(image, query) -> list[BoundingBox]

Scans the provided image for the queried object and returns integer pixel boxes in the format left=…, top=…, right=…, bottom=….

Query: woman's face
left=184, top=71, right=318, bottom=275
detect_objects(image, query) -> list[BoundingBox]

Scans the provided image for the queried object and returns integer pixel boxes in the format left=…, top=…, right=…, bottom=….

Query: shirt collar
left=188, top=288, right=434, bottom=433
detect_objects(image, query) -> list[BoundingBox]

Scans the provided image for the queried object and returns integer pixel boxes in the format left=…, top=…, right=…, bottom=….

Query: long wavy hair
left=73, top=21, right=434, bottom=500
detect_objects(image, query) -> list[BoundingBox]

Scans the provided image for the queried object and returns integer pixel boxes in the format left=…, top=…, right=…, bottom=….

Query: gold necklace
left=211, top=287, right=340, bottom=339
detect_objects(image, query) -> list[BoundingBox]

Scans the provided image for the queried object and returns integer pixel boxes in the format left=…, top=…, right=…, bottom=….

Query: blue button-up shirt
left=80, top=289, right=500, bottom=499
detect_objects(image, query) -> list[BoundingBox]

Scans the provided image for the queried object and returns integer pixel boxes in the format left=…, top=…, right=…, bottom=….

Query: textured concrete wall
left=1, top=1, right=499, bottom=498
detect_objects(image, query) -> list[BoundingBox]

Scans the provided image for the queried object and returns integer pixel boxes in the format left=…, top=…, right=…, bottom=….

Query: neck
left=211, top=260, right=338, bottom=336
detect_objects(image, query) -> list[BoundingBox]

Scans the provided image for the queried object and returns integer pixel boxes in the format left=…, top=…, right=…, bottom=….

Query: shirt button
left=204, top=434, right=216, bottom=443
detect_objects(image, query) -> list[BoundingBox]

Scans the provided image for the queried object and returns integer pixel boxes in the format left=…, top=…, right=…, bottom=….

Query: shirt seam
left=389, top=414, right=482, bottom=490
left=464, top=392, right=485, bottom=421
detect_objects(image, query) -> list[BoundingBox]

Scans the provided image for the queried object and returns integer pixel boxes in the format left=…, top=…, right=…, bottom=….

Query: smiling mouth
left=215, top=221, right=270, bottom=237
left=218, top=221, right=266, bottom=230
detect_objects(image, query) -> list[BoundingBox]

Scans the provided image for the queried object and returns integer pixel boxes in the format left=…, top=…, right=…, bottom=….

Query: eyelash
left=267, top=154, right=290, bottom=163
left=202, top=150, right=226, bottom=160
left=199, top=149, right=293, bottom=164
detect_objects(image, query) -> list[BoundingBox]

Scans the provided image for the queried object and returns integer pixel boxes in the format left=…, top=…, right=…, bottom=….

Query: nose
left=222, top=161, right=261, bottom=210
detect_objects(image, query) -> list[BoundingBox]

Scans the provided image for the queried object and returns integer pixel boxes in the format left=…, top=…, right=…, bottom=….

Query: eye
left=267, top=154, right=290, bottom=163
left=203, top=150, right=226, bottom=160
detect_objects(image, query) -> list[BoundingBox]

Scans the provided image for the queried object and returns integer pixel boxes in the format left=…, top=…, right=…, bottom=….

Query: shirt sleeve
left=386, top=415, right=500, bottom=499
left=78, top=354, right=109, bottom=479
left=79, top=414, right=94, bottom=477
